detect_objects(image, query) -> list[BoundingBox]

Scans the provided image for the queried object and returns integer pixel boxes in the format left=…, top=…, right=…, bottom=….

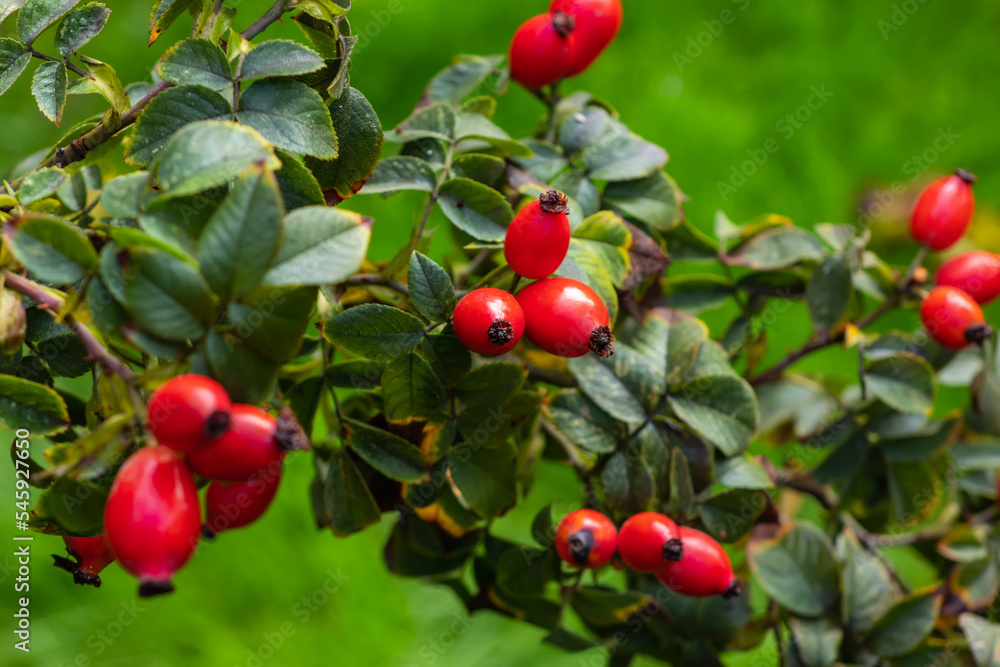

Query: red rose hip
left=516, top=277, right=614, bottom=358
left=509, top=13, right=576, bottom=90
left=657, top=527, right=741, bottom=598
left=617, top=512, right=684, bottom=573
left=453, top=288, right=525, bottom=356
left=104, top=446, right=202, bottom=596
left=549, top=0, right=623, bottom=76
left=186, top=404, right=288, bottom=482
left=505, top=190, right=572, bottom=280
left=554, top=509, right=617, bottom=569
left=147, top=374, right=231, bottom=453
left=920, top=285, right=992, bottom=350
left=52, top=536, right=115, bottom=587
left=203, top=468, right=282, bottom=538
left=909, top=169, right=976, bottom=251
left=936, top=250, right=1000, bottom=305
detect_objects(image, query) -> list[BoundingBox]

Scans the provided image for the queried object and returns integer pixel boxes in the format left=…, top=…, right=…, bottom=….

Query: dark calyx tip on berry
left=138, top=580, right=175, bottom=598
left=52, top=553, right=78, bottom=574
left=966, top=322, right=993, bottom=345
left=663, top=538, right=684, bottom=563
left=567, top=528, right=595, bottom=566
left=204, top=410, right=231, bottom=439
left=275, top=406, right=311, bottom=452
left=955, top=168, right=978, bottom=185
left=723, top=580, right=744, bottom=599
left=551, top=11, right=576, bottom=39
left=201, top=524, right=218, bottom=541
left=487, top=319, right=514, bottom=346
left=73, top=571, right=102, bottom=588
left=589, top=326, right=615, bottom=358
left=539, top=190, right=570, bottom=215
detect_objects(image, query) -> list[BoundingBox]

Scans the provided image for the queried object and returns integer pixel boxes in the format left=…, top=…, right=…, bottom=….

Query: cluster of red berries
left=53, top=375, right=305, bottom=596
left=509, top=0, right=623, bottom=89
left=909, top=170, right=997, bottom=350
left=454, top=191, right=616, bottom=359
left=554, top=510, right=741, bottom=599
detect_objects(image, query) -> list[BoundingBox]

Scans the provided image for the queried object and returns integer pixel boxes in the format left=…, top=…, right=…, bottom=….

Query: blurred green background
left=2, top=0, right=1000, bottom=665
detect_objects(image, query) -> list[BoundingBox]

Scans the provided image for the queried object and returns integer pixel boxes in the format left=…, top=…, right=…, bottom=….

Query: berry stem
left=509, top=273, right=522, bottom=295
left=544, top=82, right=562, bottom=144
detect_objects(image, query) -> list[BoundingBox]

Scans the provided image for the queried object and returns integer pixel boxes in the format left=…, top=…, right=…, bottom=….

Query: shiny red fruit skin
left=504, top=198, right=571, bottom=279
left=147, top=374, right=231, bottom=453
left=617, top=512, right=682, bottom=573
left=104, top=447, right=201, bottom=594
left=453, top=288, right=525, bottom=357
left=554, top=509, right=618, bottom=569
left=910, top=173, right=975, bottom=251
left=550, top=0, right=623, bottom=76
left=509, top=14, right=574, bottom=90
left=657, top=527, right=736, bottom=598
left=516, top=277, right=611, bottom=358
left=920, top=286, right=987, bottom=350
left=53, top=536, right=116, bottom=587
left=186, top=404, right=284, bottom=482
left=936, top=251, right=1000, bottom=305
left=204, top=468, right=281, bottom=537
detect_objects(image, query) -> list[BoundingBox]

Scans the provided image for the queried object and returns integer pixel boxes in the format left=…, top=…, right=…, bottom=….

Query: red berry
left=550, top=0, right=623, bottom=76
left=920, top=285, right=992, bottom=350
left=186, top=404, right=286, bottom=482
left=509, top=13, right=576, bottom=90
left=52, top=536, right=115, bottom=587
left=104, top=447, right=201, bottom=597
left=617, top=512, right=684, bottom=573
left=909, top=169, right=976, bottom=251
left=147, top=374, right=231, bottom=453
left=505, top=190, right=572, bottom=280
left=453, top=288, right=525, bottom=357
left=203, top=468, right=281, bottom=538
left=936, top=251, right=1000, bottom=305
left=657, top=527, right=741, bottom=598
left=516, top=277, right=614, bottom=358
left=554, top=509, right=617, bottom=569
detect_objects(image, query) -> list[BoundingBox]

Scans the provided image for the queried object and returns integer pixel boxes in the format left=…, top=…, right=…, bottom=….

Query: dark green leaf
left=451, top=153, right=505, bottom=187
left=324, top=448, right=381, bottom=537
left=324, top=304, right=424, bottom=362
left=886, top=459, right=946, bottom=528
left=386, top=103, right=455, bottom=143
left=583, top=122, right=667, bottom=181
left=361, top=156, right=437, bottom=194
left=32, top=477, right=107, bottom=534
left=273, top=149, right=324, bottom=211
left=437, top=178, right=513, bottom=242
left=227, top=285, right=316, bottom=362
left=663, top=274, right=734, bottom=313
left=567, top=354, right=647, bottom=426
left=605, top=172, right=684, bottom=232
left=808, top=256, right=853, bottom=334
left=3, top=213, right=97, bottom=284
left=99, top=171, right=148, bottom=217
left=698, top=489, right=767, bottom=542
left=573, top=587, right=653, bottom=628
left=559, top=106, right=609, bottom=153
left=747, top=522, right=840, bottom=617
left=407, top=252, right=456, bottom=322
left=952, top=441, right=1000, bottom=471
left=237, top=79, right=337, bottom=158
left=306, top=87, right=383, bottom=203
left=15, top=166, right=66, bottom=204
left=865, top=589, right=940, bottom=657
left=148, top=0, right=198, bottom=45
left=121, top=246, right=215, bottom=341
left=496, top=546, right=557, bottom=597
left=669, top=374, right=759, bottom=456
left=789, top=616, right=843, bottom=667
left=837, top=528, right=896, bottom=634
left=327, top=359, right=386, bottom=390
left=346, top=418, right=426, bottom=482
left=159, top=38, right=231, bottom=90
left=381, top=351, right=445, bottom=423
left=240, top=38, right=324, bottom=80
left=31, top=60, right=66, bottom=124
left=447, top=442, right=516, bottom=518
left=0, top=38, right=30, bottom=95
left=715, top=455, right=773, bottom=490
left=950, top=558, right=999, bottom=610
left=455, top=362, right=526, bottom=408
left=25, top=310, right=93, bottom=377
left=454, top=111, right=531, bottom=157
left=667, top=447, right=697, bottom=522
left=726, top=226, right=824, bottom=271
left=867, top=353, right=935, bottom=415
left=204, top=331, right=279, bottom=404
left=262, top=206, right=370, bottom=286
left=424, top=54, right=501, bottom=104
left=544, top=390, right=621, bottom=454
left=0, top=374, right=69, bottom=434
left=421, top=332, right=470, bottom=386
left=53, top=1, right=108, bottom=56
left=17, top=0, right=79, bottom=45
left=602, top=448, right=654, bottom=516
left=123, top=85, right=231, bottom=167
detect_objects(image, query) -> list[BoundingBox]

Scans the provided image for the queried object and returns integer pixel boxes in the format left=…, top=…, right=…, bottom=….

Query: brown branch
left=29, top=49, right=89, bottom=78
left=3, top=271, right=135, bottom=381
left=241, top=0, right=290, bottom=40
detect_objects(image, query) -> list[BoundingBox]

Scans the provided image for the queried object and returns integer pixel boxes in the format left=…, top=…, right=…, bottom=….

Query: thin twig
left=2, top=271, right=135, bottom=381
left=241, top=0, right=290, bottom=40
left=344, top=273, right=410, bottom=297
left=29, top=49, right=89, bottom=77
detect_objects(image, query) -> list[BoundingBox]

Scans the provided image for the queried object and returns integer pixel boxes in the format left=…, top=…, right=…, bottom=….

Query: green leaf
left=567, top=355, right=647, bottom=426
left=747, top=522, right=840, bottom=617
left=123, top=85, right=230, bottom=167
left=99, top=171, right=148, bottom=217
left=726, top=225, right=824, bottom=271
left=204, top=331, right=279, bottom=404
left=865, top=589, right=940, bottom=657
left=583, top=122, right=667, bottom=181
left=544, top=390, right=621, bottom=454
left=362, top=156, right=437, bottom=194
left=604, top=172, right=684, bottom=232
left=452, top=153, right=506, bottom=188
left=421, top=332, right=470, bottom=386
left=15, top=166, right=66, bottom=204
left=789, top=617, right=843, bottom=667
left=951, top=558, right=999, bottom=610
left=437, top=178, right=513, bottom=242
left=159, top=38, right=232, bottom=90
left=324, top=448, right=381, bottom=537
left=31, top=60, right=66, bottom=124
left=148, top=0, right=198, bottom=45
left=559, top=106, right=609, bottom=153
left=76, top=54, right=127, bottom=111
left=240, top=39, right=324, bottom=80
left=17, top=0, right=78, bottom=45
left=454, top=111, right=532, bottom=157
left=837, top=528, right=896, bottom=634
left=669, top=374, right=759, bottom=456
left=866, top=353, right=935, bottom=415
left=261, top=205, right=370, bottom=287
left=886, top=459, right=946, bottom=528
left=698, top=489, right=767, bottom=542
left=226, top=285, right=316, bottom=362
left=121, top=246, right=215, bottom=341
left=496, top=546, right=557, bottom=597
left=0, top=38, right=30, bottom=95
left=346, top=419, right=426, bottom=482
left=602, top=447, right=654, bottom=516
left=31, top=477, right=107, bottom=534
left=715, top=455, right=773, bottom=490
left=305, top=87, right=383, bottom=203
left=53, top=2, right=108, bottom=56
left=237, top=79, right=337, bottom=159
left=3, top=213, right=97, bottom=283
left=25, top=310, right=93, bottom=377
left=0, top=374, right=69, bottom=435
left=937, top=525, right=989, bottom=563
left=663, top=274, right=734, bottom=313
left=382, top=352, right=445, bottom=423
left=807, top=255, right=853, bottom=334
left=455, top=363, right=526, bottom=408
left=153, top=120, right=280, bottom=198
left=407, top=252, right=456, bottom=322
left=273, top=149, right=324, bottom=210
left=324, top=304, right=424, bottom=362
left=447, top=442, right=516, bottom=518
left=387, top=103, right=455, bottom=143
left=1, top=1, right=25, bottom=26
left=197, top=165, right=283, bottom=301
left=291, top=0, right=346, bottom=24
left=572, top=587, right=653, bottom=629
left=959, top=612, right=1000, bottom=667
left=424, top=54, right=502, bottom=104
left=756, top=376, right=837, bottom=439
left=667, top=446, right=697, bottom=522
